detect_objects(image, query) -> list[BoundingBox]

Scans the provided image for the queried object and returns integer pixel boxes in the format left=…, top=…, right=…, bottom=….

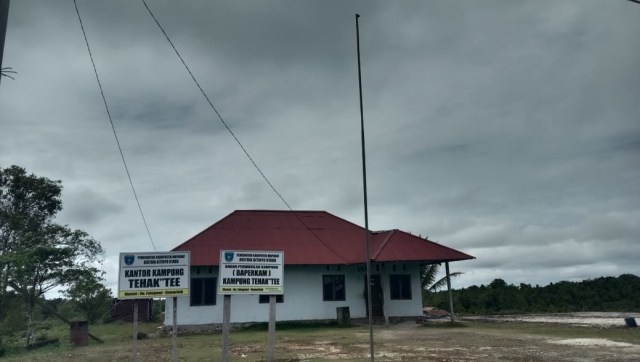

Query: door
left=364, top=274, right=384, bottom=317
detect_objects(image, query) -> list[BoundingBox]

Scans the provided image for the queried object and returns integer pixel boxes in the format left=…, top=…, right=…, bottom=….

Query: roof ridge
left=371, top=229, right=396, bottom=260
left=171, top=210, right=238, bottom=251
left=286, top=210, right=351, bottom=264
left=234, top=209, right=326, bottom=213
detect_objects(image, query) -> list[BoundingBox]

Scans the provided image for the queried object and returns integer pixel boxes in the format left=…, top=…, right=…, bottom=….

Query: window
left=323, top=275, right=345, bottom=301
left=191, top=277, right=217, bottom=306
left=259, top=295, right=284, bottom=304
left=390, top=274, right=412, bottom=300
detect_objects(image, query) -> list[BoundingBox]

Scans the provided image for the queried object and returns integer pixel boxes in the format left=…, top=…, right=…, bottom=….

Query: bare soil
left=4, top=317, right=639, bottom=361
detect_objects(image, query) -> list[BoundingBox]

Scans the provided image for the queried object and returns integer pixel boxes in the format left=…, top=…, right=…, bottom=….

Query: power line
left=140, top=0, right=349, bottom=263
left=140, top=0, right=292, bottom=212
left=73, top=0, right=157, bottom=252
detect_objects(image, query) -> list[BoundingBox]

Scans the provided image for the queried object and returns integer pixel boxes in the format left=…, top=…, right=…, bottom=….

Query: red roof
left=173, top=210, right=474, bottom=266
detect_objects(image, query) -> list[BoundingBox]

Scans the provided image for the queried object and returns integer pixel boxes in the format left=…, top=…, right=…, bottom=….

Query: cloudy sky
left=2, top=0, right=639, bottom=293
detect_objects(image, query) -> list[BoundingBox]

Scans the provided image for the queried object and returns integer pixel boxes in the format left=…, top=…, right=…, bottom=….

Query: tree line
left=1, top=165, right=110, bottom=350
left=427, top=274, right=640, bottom=314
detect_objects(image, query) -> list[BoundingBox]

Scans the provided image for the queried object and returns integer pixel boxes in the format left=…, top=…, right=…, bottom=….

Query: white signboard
left=219, top=250, right=284, bottom=294
left=118, top=251, right=190, bottom=299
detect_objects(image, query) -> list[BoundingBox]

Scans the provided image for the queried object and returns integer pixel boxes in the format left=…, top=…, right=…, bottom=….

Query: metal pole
left=132, top=300, right=138, bottom=362
left=445, top=262, right=455, bottom=323
left=172, top=297, right=178, bottom=362
left=0, top=0, right=10, bottom=85
left=222, top=295, right=231, bottom=362
left=356, top=13, right=375, bottom=362
left=267, top=295, right=276, bottom=361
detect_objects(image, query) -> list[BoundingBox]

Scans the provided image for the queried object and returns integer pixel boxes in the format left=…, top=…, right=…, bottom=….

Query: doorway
left=364, top=274, right=384, bottom=317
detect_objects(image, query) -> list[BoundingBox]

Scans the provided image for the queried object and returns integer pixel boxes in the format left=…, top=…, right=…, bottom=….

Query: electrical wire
left=140, top=0, right=292, bottom=212
left=73, top=0, right=157, bottom=252
left=140, top=0, right=349, bottom=263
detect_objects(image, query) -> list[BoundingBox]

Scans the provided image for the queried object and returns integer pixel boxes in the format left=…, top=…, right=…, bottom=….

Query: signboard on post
left=219, top=250, right=283, bottom=294
left=118, top=251, right=190, bottom=299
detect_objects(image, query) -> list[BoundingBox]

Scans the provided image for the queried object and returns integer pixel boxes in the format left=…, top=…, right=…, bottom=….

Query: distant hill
left=429, top=274, right=640, bottom=314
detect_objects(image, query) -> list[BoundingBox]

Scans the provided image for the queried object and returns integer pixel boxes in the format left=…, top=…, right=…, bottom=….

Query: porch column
left=445, top=261, right=455, bottom=323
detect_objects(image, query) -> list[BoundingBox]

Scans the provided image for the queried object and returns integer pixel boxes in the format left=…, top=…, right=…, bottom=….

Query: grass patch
left=2, top=319, right=638, bottom=361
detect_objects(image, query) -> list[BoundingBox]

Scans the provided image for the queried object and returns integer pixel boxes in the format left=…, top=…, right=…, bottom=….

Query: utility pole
left=355, top=13, right=375, bottom=362
left=0, top=0, right=10, bottom=84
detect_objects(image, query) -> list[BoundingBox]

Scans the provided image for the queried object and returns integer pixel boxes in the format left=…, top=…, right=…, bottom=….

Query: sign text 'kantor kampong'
left=219, top=250, right=284, bottom=294
left=118, top=251, right=190, bottom=299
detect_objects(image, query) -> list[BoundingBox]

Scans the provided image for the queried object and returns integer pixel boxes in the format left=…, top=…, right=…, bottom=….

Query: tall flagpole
left=355, top=13, right=375, bottom=362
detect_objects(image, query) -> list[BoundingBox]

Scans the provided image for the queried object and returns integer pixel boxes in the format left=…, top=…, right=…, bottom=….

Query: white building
left=165, top=210, right=473, bottom=326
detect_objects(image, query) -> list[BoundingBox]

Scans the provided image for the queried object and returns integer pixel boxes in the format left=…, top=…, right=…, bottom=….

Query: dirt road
left=276, top=320, right=640, bottom=361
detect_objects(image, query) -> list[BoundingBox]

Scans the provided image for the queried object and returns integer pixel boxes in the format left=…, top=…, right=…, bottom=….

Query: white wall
left=378, top=262, right=424, bottom=317
left=165, top=262, right=423, bottom=326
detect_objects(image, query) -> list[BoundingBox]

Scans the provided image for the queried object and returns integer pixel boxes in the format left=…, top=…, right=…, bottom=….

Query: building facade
left=164, top=210, right=473, bottom=326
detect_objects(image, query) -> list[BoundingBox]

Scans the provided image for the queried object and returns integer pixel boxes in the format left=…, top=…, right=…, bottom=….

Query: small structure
left=111, top=299, right=154, bottom=322
left=165, top=210, right=474, bottom=327
left=69, top=321, right=88, bottom=346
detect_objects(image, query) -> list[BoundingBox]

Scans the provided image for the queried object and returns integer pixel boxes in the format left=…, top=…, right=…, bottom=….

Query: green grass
left=2, top=319, right=639, bottom=361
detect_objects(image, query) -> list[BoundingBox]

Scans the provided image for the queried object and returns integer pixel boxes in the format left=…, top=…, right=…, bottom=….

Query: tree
left=421, top=263, right=462, bottom=293
left=0, top=165, right=103, bottom=346
left=420, top=263, right=462, bottom=307
left=63, top=269, right=112, bottom=324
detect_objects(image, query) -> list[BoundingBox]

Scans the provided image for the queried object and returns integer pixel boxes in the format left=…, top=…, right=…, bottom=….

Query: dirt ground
left=357, top=320, right=638, bottom=361
left=4, top=317, right=639, bottom=361
left=266, top=319, right=640, bottom=362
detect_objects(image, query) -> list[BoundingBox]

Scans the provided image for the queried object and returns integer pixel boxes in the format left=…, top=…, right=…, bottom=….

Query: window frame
left=389, top=274, right=412, bottom=300
left=322, top=274, right=346, bottom=301
left=190, top=277, right=217, bottom=306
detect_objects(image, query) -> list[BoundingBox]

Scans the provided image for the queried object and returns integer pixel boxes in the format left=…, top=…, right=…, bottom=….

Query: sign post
left=219, top=250, right=284, bottom=361
left=132, top=300, right=138, bottom=362
left=268, top=295, right=276, bottom=360
left=172, top=296, right=178, bottom=362
left=118, top=252, right=190, bottom=362
left=222, top=294, right=231, bottom=362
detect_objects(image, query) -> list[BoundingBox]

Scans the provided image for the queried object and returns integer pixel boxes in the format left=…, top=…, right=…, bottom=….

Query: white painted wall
left=379, top=262, right=424, bottom=317
left=165, top=262, right=423, bottom=326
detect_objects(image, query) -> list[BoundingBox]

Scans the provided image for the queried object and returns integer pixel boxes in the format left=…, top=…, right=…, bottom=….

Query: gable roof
left=173, top=210, right=474, bottom=266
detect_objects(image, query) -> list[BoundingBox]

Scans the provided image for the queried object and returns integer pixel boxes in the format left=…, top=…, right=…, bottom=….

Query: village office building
left=165, top=210, right=474, bottom=326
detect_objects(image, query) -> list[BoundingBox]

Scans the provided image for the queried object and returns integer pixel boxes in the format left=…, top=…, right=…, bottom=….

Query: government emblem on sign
left=224, top=252, right=234, bottom=262
left=124, top=255, right=135, bottom=265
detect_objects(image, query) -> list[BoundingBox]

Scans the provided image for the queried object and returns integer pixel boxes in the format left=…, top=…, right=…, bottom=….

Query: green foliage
left=151, top=299, right=165, bottom=323
left=0, top=165, right=104, bottom=346
left=421, top=263, right=462, bottom=306
left=0, top=293, right=26, bottom=334
left=433, top=274, right=640, bottom=314
left=63, top=271, right=113, bottom=324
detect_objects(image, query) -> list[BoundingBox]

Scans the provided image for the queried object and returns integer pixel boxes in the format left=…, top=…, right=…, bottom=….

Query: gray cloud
left=1, top=0, right=639, bottom=293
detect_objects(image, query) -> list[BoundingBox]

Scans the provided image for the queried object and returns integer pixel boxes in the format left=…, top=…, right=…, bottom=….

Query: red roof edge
left=371, top=230, right=396, bottom=259
left=395, top=229, right=475, bottom=261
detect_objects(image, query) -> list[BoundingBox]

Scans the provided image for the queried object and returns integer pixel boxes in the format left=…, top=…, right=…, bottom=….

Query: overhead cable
left=140, top=0, right=349, bottom=263
left=73, top=0, right=157, bottom=251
